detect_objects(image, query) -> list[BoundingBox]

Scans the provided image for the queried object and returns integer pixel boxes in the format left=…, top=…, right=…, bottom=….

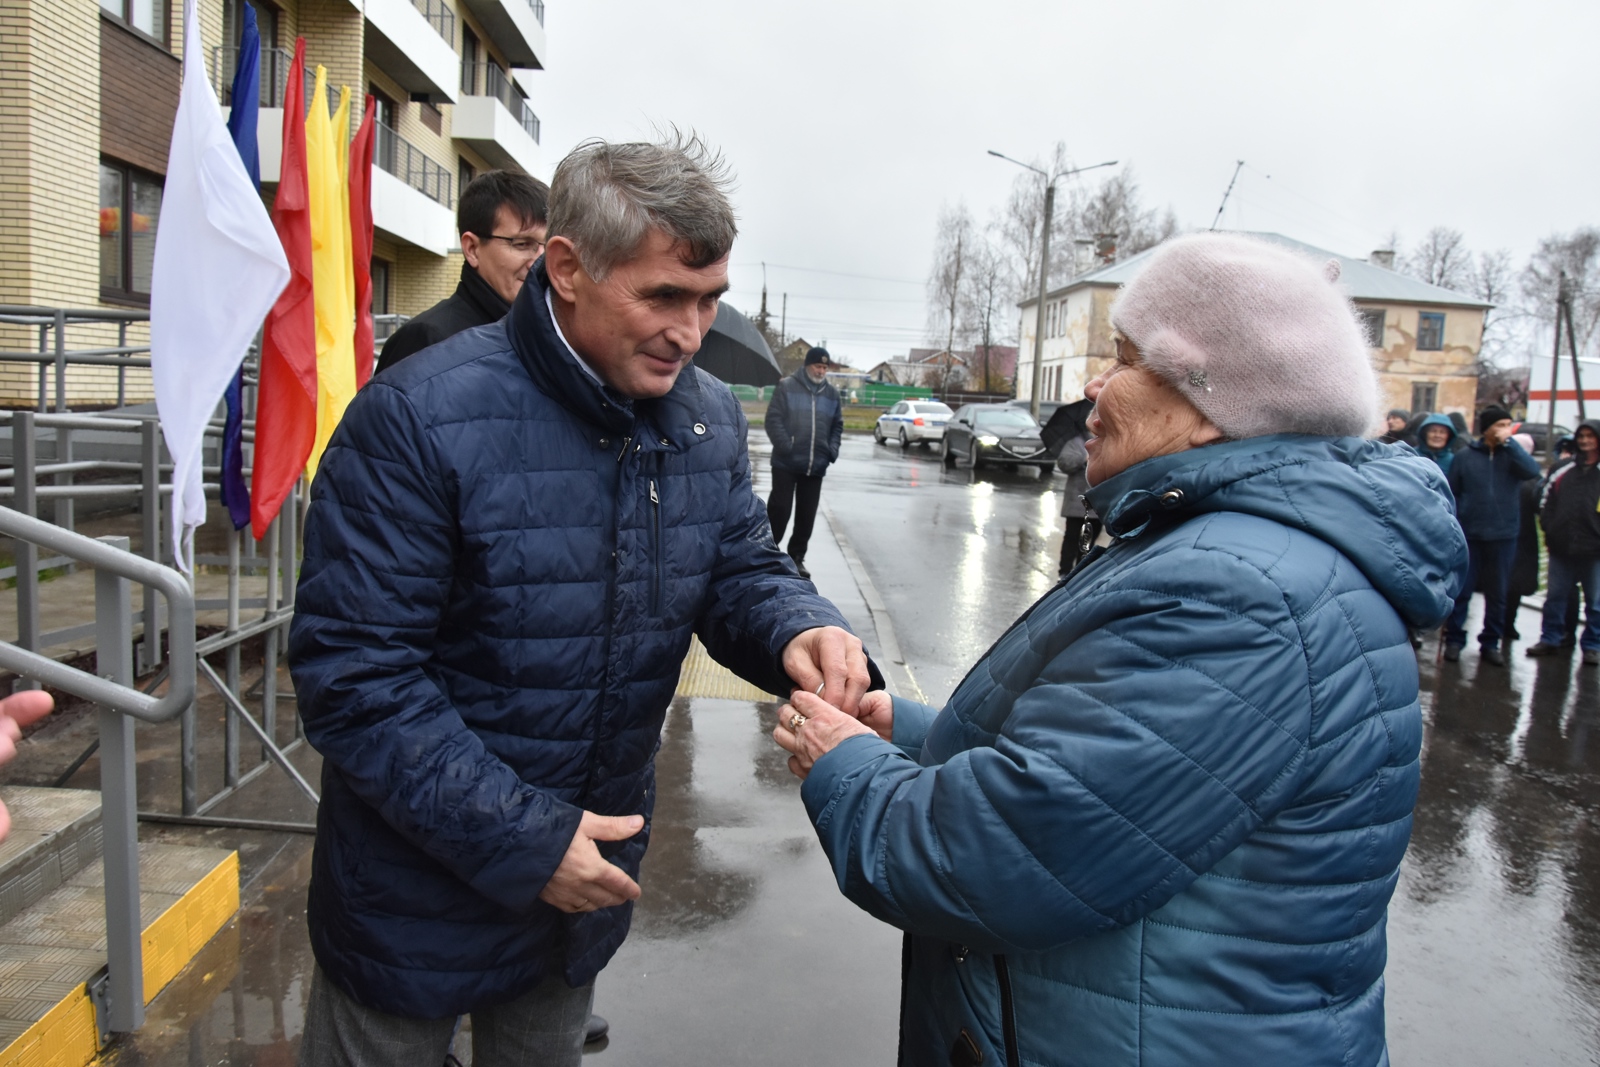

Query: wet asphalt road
left=829, top=432, right=1600, bottom=1065
left=58, top=429, right=1600, bottom=1064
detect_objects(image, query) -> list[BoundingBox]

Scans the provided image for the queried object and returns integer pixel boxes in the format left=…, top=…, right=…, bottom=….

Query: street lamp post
left=987, top=151, right=1117, bottom=422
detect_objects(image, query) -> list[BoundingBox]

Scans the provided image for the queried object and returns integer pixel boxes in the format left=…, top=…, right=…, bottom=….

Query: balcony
left=363, top=0, right=460, bottom=105
left=453, top=62, right=542, bottom=175
left=213, top=49, right=352, bottom=185
left=457, top=0, right=549, bottom=69
left=371, top=121, right=457, bottom=255
left=209, top=44, right=295, bottom=108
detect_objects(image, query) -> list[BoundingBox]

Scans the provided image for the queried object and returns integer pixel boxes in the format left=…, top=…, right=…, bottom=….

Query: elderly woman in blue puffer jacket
left=774, top=233, right=1468, bottom=1067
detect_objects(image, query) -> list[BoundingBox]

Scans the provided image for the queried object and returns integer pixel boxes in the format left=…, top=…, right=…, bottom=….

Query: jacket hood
left=1085, top=434, right=1467, bottom=627
left=1416, top=413, right=1457, bottom=449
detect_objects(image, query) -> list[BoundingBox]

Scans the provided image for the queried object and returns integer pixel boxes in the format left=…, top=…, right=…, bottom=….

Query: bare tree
left=1401, top=227, right=1472, bottom=290
left=959, top=226, right=1014, bottom=394
left=1467, top=248, right=1516, bottom=365
left=926, top=203, right=977, bottom=395
left=1521, top=228, right=1600, bottom=357
left=994, top=146, right=1180, bottom=305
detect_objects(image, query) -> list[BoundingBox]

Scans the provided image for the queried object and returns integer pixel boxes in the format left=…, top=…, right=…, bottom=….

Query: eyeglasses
left=479, top=233, right=546, bottom=255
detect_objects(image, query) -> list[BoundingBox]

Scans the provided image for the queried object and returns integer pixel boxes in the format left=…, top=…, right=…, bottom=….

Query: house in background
left=1016, top=233, right=1489, bottom=424
left=867, top=346, right=1018, bottom=393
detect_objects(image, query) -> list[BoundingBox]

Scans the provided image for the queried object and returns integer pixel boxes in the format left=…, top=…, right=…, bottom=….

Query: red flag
left=349, top=93, right=377, bottom=387
left=251, top=38, right=317, bottom=540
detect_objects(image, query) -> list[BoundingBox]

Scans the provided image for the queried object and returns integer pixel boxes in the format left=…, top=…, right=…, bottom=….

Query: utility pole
left=1547, top=272, right=1565, bottom=451
left=1211, top=160, right=1244, bottom=231
left=780, top=293, right=787, bottom=350
left=1565, top=283, right=1589, bottom=423
left=988, top=151, right=1117, bottom=422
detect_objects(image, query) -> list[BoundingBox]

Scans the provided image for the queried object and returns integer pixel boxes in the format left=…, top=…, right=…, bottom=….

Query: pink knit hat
left=1110, top=233, right=1379, bottom=440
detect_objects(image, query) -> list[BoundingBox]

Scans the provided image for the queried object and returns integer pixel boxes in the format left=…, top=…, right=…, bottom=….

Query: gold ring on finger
left=788, top=711, right=808, bottom=731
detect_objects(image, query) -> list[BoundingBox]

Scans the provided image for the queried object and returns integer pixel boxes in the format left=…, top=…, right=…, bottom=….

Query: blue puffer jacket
left=291, top=266, right=854, bottom=1018
left=1446, top=434, right=1540, bottom=540
left=765, top=368, right=843, bottom=476
left=801, top=435, right=1466, bottom=1067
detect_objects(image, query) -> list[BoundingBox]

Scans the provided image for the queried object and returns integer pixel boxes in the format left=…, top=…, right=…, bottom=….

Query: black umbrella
left=693, top=302, right=781, bottom=387
left=1041, top=398, right=1095, bottom=455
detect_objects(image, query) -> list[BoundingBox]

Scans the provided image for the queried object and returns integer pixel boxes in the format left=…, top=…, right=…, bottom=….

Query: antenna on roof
left=1210, top=160, right=1245, bottom=232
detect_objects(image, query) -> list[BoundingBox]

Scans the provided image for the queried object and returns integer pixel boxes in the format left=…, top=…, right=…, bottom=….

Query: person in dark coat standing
left=373, top=170, right=549, bottom=376
left=290, top=136, right=875, bottom=1067
left=764, top=347, right=843, bottom=578
left=1379, top=407, right=1412, bottom=444
left=1443, top=405, right=1542, bottom=664
left=1527, top=420, right=1600, bottom=664
left=1500, top=433, right=1543, bottom=643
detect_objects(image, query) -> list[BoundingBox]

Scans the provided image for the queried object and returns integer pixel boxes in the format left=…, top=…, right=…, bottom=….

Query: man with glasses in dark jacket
left=764, top=346, right=844, bottom=579
left=1443, top=405, right=1542, bottom=664
left=292, top=135, right=875, bottom=1067
left=373, top=170, right=549, bottom=375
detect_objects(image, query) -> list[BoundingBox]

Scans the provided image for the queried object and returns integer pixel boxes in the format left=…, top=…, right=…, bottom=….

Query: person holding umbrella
left=1041, top=399, right=1096, bottom=575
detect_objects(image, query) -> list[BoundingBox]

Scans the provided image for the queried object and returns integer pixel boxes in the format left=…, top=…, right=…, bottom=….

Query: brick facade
left=0, top=0, right=538, bottom=405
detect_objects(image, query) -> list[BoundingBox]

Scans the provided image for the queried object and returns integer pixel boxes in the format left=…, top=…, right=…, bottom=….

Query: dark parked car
left=942, top=404, right=1053, bottom=475
left=1512, top=421, right=1573, bottom=457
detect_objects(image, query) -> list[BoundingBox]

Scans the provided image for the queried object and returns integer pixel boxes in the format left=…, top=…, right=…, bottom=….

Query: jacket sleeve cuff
left=889, top=696, right=938, bottom=757
left=800, top=733, right=906, bottom=821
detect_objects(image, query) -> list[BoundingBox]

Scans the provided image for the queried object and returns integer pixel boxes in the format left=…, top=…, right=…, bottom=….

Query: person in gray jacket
left=1055, top=434, right=1091, bottom=575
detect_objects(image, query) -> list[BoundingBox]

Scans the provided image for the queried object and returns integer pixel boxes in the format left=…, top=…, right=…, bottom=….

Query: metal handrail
left=411, top=0, right=456, bottom=43
left=209, top=44, right=296, bottom=107
left=528, top=0, right=546, bottom=26
left=482, top=62, right=541, bottom=143
left=0, top=509, right=194, bottom=721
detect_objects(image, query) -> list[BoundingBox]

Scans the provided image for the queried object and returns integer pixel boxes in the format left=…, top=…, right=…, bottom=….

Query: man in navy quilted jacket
left=290, top=134, right=873, bottom=1067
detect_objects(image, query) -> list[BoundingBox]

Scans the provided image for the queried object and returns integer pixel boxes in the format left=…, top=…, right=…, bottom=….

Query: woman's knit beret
left=1110, top=232, right=1379, bottom=440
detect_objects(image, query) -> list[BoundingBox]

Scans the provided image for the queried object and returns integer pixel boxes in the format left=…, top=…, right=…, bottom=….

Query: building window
left=100, top=0, right=167, bottom=44
left=462, top=29, right=480, bottom=94
left=1417, top=312, right=1445, bottom=351
left=370, top=259, right=391, bottom=316
left=1358, top=308, right=1385, bottom=348
left=459, top=158, right=476, bottom=197
left=419, top=101, right=443, bottom=135
left=100, top=161, right=163, bottom=303
left=1410, top=382, right=1438, bottom=414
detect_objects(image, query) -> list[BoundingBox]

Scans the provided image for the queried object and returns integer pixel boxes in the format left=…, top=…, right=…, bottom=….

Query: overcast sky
left=531, top=0, right=1599, bottom=369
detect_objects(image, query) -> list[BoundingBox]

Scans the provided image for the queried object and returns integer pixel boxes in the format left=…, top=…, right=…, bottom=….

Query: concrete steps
left=0, top=786, right=238, bottom=1066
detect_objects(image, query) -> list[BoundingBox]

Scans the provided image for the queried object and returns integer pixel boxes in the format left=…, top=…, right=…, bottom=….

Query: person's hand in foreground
left=0, top=690, right=55, bottom=841
left=781, top=626, right=870, bottom=717
left=537, top=811, right=644, bottom=914
left=772, top=689, right=894, bottom=780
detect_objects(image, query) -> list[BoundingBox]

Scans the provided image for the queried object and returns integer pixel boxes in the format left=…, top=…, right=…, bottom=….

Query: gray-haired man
left=291, top=136, right=877, bottom=1065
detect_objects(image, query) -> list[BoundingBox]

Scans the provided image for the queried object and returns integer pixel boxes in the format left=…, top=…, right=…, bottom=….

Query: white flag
left=151, top=0, right=289, bottom=573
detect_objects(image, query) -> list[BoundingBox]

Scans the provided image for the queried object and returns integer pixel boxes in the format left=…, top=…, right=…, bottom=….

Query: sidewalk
left=4, top=448, right=913, bottom=1065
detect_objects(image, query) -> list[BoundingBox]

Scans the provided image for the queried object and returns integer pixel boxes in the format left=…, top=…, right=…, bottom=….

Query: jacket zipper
left=649, top=478, right=663, bottom=616
left=807, top=388, right=818, bottom=475
left=994, top=955, right=1021, bottom=1067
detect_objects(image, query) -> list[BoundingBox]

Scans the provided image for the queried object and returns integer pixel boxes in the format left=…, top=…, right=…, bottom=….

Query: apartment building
left=0, top=0, right=548, bottom=406
left=1017, top=233, right=1489, bottom=426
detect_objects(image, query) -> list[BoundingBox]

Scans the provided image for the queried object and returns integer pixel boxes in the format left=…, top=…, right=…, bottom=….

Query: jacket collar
left=457, top=262, right=512, bottom=323
left=504, top=261, right=715, bottom=450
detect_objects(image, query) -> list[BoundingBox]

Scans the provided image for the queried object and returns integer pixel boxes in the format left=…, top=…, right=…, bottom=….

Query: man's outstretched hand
left=0, top=691, right=54, bottom=842
left=538, top=811, right=645, bottom=914
left=781, top=626, right=870, bottom=717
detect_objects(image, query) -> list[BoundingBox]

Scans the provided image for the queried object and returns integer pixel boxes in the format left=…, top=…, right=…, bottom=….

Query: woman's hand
left=0, top=690, right=54, bottom=842
left=773, top=689, right=892, bottom=780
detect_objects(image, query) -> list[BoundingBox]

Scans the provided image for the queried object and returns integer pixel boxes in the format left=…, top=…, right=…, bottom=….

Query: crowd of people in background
left=1370, top=405, right=1599, bottom=667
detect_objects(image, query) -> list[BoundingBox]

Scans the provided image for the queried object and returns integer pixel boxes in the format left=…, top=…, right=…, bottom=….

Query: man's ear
left=461, top=231, right=482, bottom=269
left=544, top=237, right=583, bottom=303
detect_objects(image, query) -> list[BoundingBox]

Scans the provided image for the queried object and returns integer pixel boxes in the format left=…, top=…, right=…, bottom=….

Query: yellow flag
left=304, top=67, right=357, bottom=480
left=335, top=86, right=356, bottom=339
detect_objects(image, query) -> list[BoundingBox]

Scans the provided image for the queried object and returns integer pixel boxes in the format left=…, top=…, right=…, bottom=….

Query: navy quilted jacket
left=291, top=267, right=852, bottom=1018
left=801, top=435, right=1467, bottom=1066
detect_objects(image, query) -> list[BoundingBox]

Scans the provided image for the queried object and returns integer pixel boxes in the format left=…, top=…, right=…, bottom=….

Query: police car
left=873, top=400, right=954, bottom=448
